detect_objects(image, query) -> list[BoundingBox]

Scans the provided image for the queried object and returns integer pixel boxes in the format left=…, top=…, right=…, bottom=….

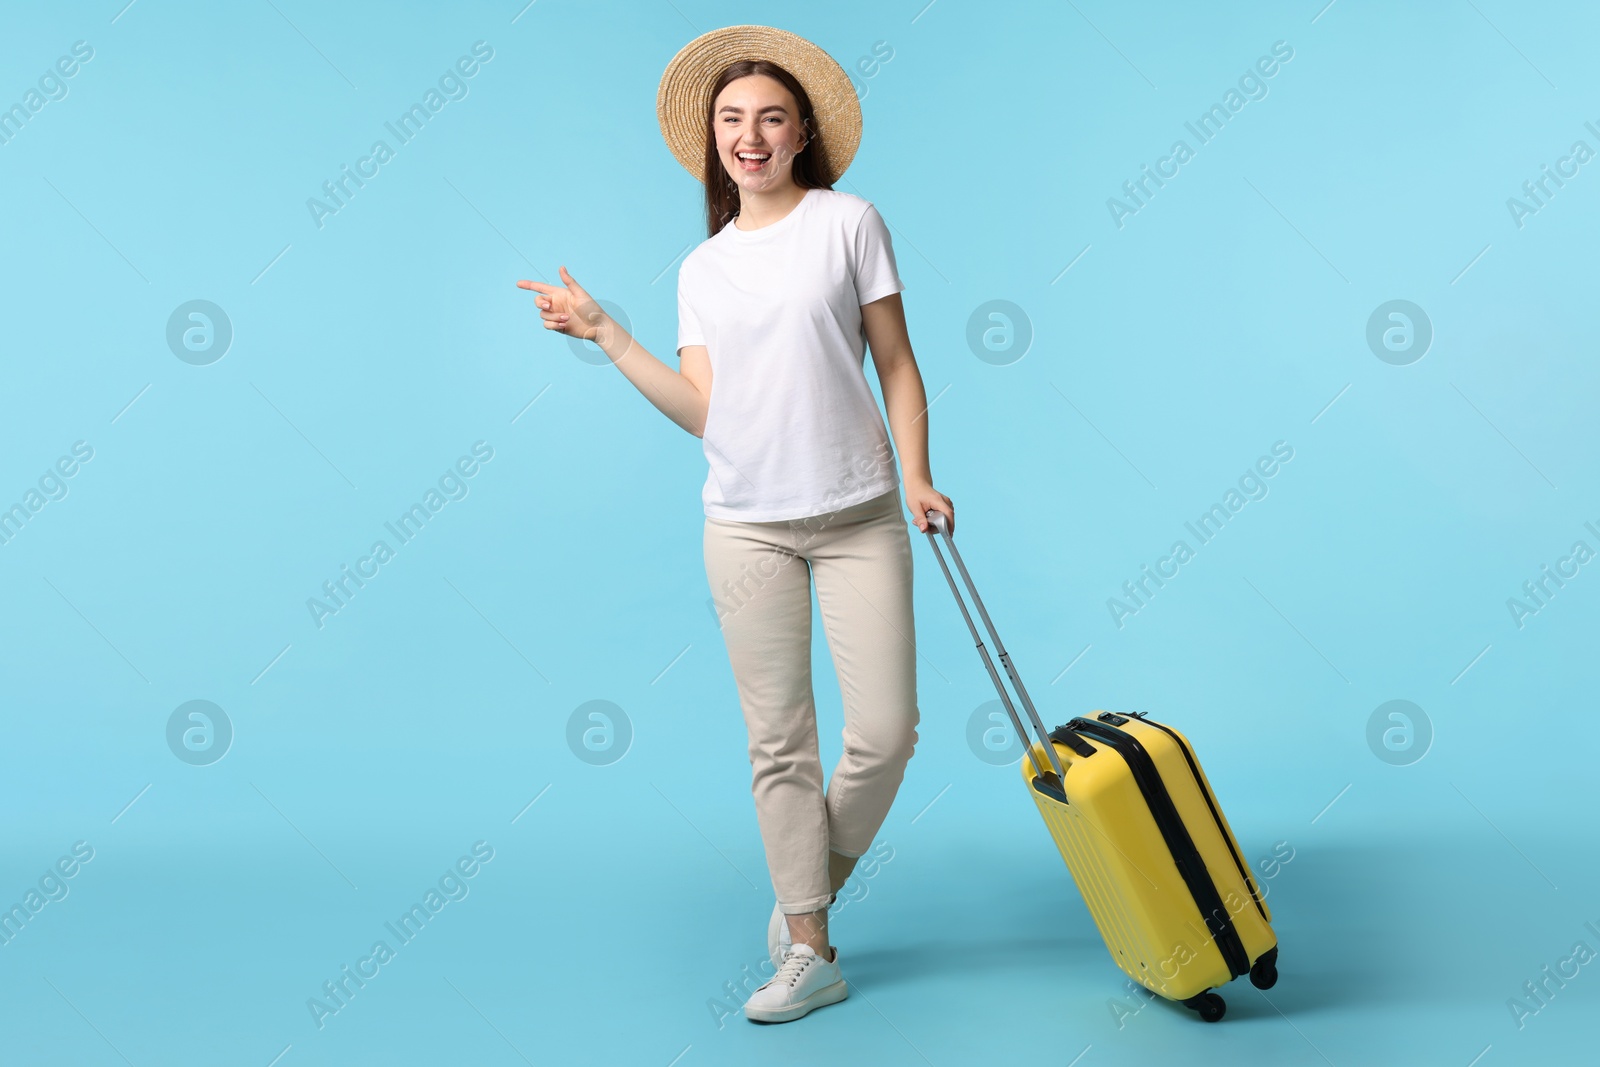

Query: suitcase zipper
left=1066, top=717, right=1250, bottom=981
left=1133, top=715, right=1271, bottom=926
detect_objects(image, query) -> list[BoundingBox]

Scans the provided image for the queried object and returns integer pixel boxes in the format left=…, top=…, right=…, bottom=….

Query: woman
left=520, top=25, right=953, bottom=1024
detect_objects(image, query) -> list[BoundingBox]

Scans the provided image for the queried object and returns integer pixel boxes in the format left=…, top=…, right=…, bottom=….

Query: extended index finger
left=517, top=279, right=556, bottom=294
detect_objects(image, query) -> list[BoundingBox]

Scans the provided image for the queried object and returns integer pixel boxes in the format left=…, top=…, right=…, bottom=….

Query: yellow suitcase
left=923, top=512, right=1279, bottom=1021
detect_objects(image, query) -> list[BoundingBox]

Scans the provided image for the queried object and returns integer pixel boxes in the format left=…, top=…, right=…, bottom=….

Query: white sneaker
left=768, top=893, right=837, bottom=969
left=743, top=942, right=847, bottom=1023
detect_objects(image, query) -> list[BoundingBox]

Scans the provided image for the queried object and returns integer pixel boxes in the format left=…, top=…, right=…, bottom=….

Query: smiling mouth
left=736, top=151, right=772, bottom=171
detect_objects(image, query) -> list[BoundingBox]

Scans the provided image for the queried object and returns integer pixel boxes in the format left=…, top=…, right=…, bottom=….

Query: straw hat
left=657, top=24, right=862, bottom=186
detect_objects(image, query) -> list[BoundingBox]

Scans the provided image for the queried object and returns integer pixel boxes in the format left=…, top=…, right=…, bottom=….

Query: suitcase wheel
left=1249, top=946, right=1280, bottom=990
left=1182, top=991, right=1226, bottom=1023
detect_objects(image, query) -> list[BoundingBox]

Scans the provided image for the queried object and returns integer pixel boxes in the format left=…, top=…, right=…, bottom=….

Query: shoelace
left=766, top=949, right=819, bottom=989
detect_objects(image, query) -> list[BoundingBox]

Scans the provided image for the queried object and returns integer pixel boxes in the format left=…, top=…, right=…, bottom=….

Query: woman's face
left=712, top=74, right=806, bottom=191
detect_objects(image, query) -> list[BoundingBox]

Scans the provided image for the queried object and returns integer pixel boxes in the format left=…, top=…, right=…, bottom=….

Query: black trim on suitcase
left=1066, top=718, right=1250, bottom=981
left=1027, top=727, right=1094, bottom=804
left=1030, top=772, right=1068, bottom=804
left=1136, top=715, right=1271, bottom=927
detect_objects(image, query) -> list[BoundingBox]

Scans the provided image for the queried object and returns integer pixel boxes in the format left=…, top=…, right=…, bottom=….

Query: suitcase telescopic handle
left=922, top=509, right=1067, bottom=783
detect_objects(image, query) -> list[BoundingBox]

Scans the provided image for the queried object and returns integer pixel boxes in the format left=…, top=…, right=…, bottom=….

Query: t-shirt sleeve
left=851, top=203, right=905, bottom=306
left=677, top=264, right=705, bottom=354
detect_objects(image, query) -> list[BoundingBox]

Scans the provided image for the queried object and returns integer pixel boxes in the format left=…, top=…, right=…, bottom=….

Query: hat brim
left=657, top=24, right=861, bottom=186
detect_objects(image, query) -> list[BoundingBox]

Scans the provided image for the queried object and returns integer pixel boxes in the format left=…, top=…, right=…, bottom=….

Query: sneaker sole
left=744, top=978, right=848, bottom=1024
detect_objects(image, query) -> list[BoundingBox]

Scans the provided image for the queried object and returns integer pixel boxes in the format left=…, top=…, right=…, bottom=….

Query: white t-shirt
left=676, top=187, right=906, bottom=522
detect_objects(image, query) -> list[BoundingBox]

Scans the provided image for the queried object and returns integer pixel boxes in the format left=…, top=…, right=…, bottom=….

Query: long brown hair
left=701, top=60, right=834, bottom=238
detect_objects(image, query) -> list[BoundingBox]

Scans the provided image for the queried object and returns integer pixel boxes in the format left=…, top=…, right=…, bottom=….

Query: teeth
left=738, top=153, right=770, bottom=161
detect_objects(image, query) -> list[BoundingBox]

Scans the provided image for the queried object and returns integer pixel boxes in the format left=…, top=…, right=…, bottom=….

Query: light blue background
left=2, top=1, right=1596, bottom=1064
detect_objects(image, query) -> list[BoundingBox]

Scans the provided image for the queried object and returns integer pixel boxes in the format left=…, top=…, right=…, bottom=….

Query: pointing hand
left=518, top=266, right=607, bottom=343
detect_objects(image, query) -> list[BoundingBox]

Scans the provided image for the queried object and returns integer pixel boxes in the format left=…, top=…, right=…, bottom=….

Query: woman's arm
left=863, top=292, right=954, bottom=533
left=598, top=325, right=711, bottom=439
left=519, top=266, right=711, bottom=438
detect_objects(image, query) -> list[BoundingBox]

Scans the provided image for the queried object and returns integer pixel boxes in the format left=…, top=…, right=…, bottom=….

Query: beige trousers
left=704, top=487, right=920, bottom=915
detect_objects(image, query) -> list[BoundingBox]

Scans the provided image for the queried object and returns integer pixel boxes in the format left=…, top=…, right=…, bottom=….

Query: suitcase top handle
left=921, top=508, right=1067, bottom=784
left=1049, top=724, right=1096, bottom=759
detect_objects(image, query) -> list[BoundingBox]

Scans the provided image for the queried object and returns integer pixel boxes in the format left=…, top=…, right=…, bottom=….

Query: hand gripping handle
left=922, top=509, right=1066, bottom=785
